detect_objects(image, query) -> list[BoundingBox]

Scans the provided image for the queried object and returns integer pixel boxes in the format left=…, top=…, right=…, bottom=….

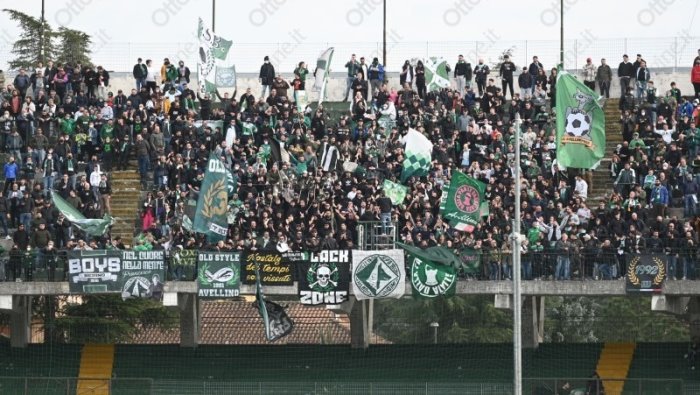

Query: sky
left=0, top=0, right=698, bottom=72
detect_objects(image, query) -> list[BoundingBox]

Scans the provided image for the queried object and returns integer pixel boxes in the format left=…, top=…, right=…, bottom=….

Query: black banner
left=297, top=250, right=351, bottom=305
left=242, top=251, right=293, bottom=285
left=626, top=254, right=667, bottom=292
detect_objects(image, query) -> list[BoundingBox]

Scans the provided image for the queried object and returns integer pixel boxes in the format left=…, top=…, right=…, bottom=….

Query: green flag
left=241, top=121, right=257, bottom=136
left=555, top=66, right=605, bottom=169
left=424, top=57, right=451, bottom=92
left=439, top=171, right=486, bottom=232
left=382, top=179, right=408, bottom=205
left=194, top=153, right=229, bottom=241
left=397, top=242, right=457, bottom=298
left=401, top=128, right=433, bottom=182
left=197, top=17, right=234, bottom=95
left=51, top=191, right=112, bottom=236
left=254, top=263, right=294, bottom=341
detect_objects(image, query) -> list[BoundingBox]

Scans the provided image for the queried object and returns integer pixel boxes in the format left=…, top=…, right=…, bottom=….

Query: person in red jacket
left=692, top=59, right=700, bottom=99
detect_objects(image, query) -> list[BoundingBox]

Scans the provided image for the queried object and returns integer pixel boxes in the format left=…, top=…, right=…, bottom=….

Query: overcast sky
left=0, top=0, right=698, bottom=72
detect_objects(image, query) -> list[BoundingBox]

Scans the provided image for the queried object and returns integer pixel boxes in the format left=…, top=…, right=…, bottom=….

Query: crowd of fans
left=1, top=49, right=700, bottom=283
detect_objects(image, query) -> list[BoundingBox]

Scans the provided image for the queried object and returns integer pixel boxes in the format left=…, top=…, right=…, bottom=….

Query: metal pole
left=382, top=0, right=387, bottom=66
left=513, top=114, right=523, bottom=395
left=212, top=0, right=216, bottom=31
left=559, top=0, right=564, bottom=66
left=39, top=0, right=45, bottom=64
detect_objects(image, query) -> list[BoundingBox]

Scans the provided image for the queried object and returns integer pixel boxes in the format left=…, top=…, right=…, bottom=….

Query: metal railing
left=0, top=377, right=690, bottom=394
left=2, top=36, right=696, bottom=73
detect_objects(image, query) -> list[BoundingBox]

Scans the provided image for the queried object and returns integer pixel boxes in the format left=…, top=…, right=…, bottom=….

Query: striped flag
left=319, top=142, right=339, bottom=172
left=197, top=18, right=234, bottom=94
left=400, top=129, right=433, bottom=182
left=269, top=138, right=291, bottom=166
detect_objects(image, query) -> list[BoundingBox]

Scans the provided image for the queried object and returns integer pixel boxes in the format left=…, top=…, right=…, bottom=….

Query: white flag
left=352, top=249, right=405, bottom=300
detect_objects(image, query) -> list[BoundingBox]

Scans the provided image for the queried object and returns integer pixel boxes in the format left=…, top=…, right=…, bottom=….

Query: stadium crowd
left=1, top=50, right=700, bottom=282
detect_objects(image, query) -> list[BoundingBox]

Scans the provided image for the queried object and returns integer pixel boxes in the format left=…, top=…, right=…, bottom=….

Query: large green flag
left=424, top=57, right=451, bottom=92
left=397, top=242, right=457, bottom=298
left=439, top=171, right=487, bottom=232
left=401, top=128, right=433, bottom=182
left=194, top=153, right=229, bottom=241
left=382, top=179, right=408, bottom=205
left=51, top=191, right=112, bottom=236
left=197, top=17, right=235, bottom=95
left=555, top=66, right=605, bottom=169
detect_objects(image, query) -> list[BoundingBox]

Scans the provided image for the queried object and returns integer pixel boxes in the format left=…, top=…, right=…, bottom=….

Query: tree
left=2, top=9, right=55, bottom=69
left=52, top=295, right=177, bottom=344
left=55, top=27, right=93, bottom=67
left=374, top=296, right=512, bottom=344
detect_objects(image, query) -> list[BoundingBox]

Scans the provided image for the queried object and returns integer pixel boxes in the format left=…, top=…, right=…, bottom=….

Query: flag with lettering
left=197, top=17, right=235, bottom=94
left=397, top=243, right=457, bottom=298
left=194, top=153, right=229, bottom=241
left=439, top=171, right=487, bottom=232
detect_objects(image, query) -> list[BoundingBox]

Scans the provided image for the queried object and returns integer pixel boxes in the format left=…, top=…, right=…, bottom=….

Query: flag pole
left=512, top=113, right=523, bottom=395
left=212, top=0, right=216, bottom=31
left=559, top=0, right=564, bottom=67
left=382, top=0, right=387, bottom=66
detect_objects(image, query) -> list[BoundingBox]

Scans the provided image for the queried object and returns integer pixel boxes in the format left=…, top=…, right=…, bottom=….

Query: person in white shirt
left=574, top=175, right=588, bottom=200
left=145, top=59, right=158, bottom=93
left=654, top=122, right=676, bottom=145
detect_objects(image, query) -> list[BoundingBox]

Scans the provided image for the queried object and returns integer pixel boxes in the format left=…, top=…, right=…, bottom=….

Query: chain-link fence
left=1, top=36, right=699, bottom=74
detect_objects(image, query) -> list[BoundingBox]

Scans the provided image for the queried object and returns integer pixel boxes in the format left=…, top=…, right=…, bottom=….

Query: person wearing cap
left=618, top=54, right=635, bottom=98
left=582, top=58, right=596, bottom=90
left=259, top=55, right=275, bottom=98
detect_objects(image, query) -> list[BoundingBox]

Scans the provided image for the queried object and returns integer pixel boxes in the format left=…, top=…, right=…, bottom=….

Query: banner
left=294, top=90, right=309, bottom=113
left=401, top=129, right=433, bottom=182
left=439, top=171, right=487, bottom=232
left=242, top=251, right=293, bottom=285
left=555, top=66, right=605, bottom=169
left=298, top=250, right=350, bottom=305
left=197, top=251, right=242, bottom=298
left=313, top=47, right=334, bottom=104
left=194, top=153, right=229, bottom=241
left=397, top=243, right=457, bottom=298
left=120, top=250, right=166, bottom=300
left=626, top=254, right=667, bottom=293
left=170, top=247, right=197, bottom=281
left=52, top=191, right=112, bottom=236
left=68, top=250, right=165, bottom=297
left=197, top=17, right=234, bottom=94
left=352, top=249, right=405, bottom=300
left=255, top=264, right=294, bottom=342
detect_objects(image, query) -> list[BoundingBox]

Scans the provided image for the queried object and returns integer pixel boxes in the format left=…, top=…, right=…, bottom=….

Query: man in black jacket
left=499, top=55, right=516, bottom=99
left=454, top=54, right=472, bottom=96
left=259, top=56, right=275, bottom=98
left=618, top=54, right=635, bottom=97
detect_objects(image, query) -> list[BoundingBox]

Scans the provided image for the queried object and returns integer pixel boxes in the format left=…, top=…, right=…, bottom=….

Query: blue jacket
left=3, top=162, right=18, bottom=179
left=650, top=185, right=669, bottom=205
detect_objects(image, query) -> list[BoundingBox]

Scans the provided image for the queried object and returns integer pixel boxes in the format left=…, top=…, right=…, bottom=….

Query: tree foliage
left=374, top=296, right=512, bottom=344
left=52, top=295, right=177, bottom=344
left=3, top=9, right=93, bottom=70
left=55, top=27, right=93, bottom=67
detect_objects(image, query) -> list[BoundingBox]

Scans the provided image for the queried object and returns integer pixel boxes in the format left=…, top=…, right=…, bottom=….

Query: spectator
left=582, top=58, right=596, bottom=90
left=597, top=58, right=612, bottom=98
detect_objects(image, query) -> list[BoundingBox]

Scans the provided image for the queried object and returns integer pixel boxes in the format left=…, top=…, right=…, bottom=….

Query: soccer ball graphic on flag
left=564, top=109, right=591, bottom=137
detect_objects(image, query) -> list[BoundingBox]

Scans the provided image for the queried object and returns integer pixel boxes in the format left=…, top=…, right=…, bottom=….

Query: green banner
left=383, top=179, right=408, bottom=205
left=439, top=171, right=487, bottom=232
left=555, top=66, right=605, bottom=169
left=397, top=243, right=457, bottom=298
left=67, top=250, right=165, bottom=297
left=194, top=153, right=229, bottom=241
left=169, top=248, right=197, bottom=281
left=197, top=251, right=241, bottom=298
left=52, top=191, right=112, bottom=236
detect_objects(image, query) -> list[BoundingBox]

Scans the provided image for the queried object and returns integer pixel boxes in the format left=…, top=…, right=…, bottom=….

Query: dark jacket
left=618, top=61, right=635, bottom=78
left=259, top=62, right=275, bottom=85
left=133, top=63, right=148, bottom=79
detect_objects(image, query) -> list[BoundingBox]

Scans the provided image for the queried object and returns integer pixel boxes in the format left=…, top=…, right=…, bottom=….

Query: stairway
left=77, top=344, right=115, bottom=395
left=109, top=171, right=142, bottom=247
left=595, top=342, right=636, bottom=395
left=588, top=98, right=624, bottom=205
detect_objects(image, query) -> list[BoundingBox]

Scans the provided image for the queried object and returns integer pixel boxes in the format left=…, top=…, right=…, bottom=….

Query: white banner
left=352, top=249, right=405, bottom=300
